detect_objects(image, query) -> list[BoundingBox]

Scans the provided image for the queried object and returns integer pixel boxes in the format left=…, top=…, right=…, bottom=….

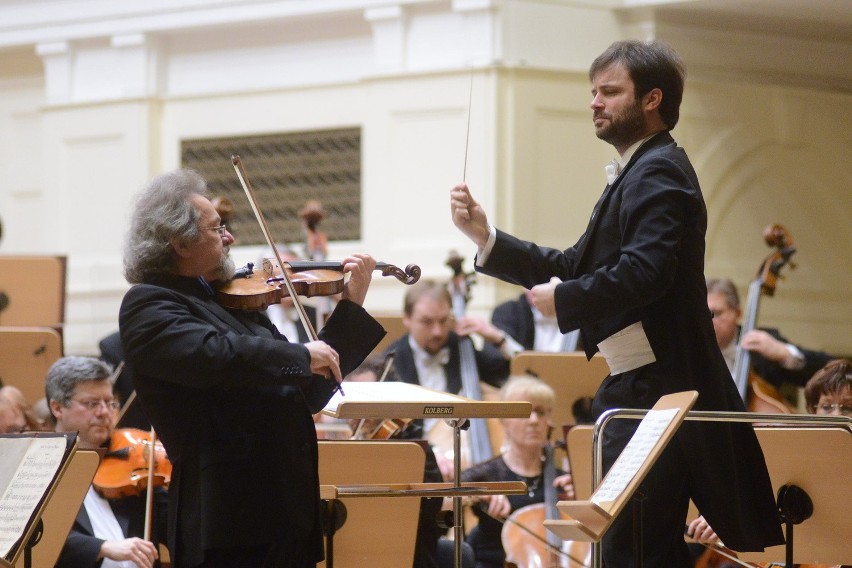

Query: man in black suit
left=47, top=356, right=167, bottom=568
left=385, top=278, right=509, bottom=397
left=451, top=40, right=783, bottom=566
left=706, top=277, right=834, bottom=393
left=491, top=289, right=582, bottom=353
left=119, top=169, right=384, bottom=568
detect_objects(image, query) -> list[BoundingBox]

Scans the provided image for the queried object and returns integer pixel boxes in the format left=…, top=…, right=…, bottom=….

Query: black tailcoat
left=478, top=131, right=784, bottom=555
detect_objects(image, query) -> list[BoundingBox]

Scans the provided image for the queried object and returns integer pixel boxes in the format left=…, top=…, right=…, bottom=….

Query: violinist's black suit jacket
left=385, top=332, right=509, bottom=394
left=478, top=132, right=784, bottom=558
left=119, top=275, right=384, bottom=568
left=55, top=489, right=168, bottom=568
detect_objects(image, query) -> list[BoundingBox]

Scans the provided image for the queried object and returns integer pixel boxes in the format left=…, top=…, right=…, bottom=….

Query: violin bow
left=231, top=156, right=343, bottom=395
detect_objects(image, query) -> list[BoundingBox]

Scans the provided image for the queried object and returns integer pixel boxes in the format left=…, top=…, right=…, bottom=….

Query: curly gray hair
left=123, top=168, right=210, bottom=284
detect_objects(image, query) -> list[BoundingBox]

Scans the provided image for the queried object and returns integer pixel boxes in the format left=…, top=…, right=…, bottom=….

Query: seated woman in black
left=459, top=375, right=575, bottom=568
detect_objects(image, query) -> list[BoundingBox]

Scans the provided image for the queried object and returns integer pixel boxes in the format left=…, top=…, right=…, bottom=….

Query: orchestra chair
left=0, top=326, right=63, bottom=405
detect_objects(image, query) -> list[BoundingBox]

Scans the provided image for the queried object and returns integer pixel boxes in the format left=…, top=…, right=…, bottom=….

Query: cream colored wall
left=0, top=2, right=848, bottom=358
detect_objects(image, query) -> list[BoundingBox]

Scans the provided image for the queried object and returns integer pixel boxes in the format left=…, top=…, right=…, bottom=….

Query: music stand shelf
left=320, top=481, right=526, bottom=500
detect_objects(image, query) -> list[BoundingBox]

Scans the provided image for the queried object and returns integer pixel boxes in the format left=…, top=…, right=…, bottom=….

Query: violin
left=93, top=427, right=172, bottom=499
left=216, top=258, right=420, bottom=311
left=732, top=224, right=797, bottom=414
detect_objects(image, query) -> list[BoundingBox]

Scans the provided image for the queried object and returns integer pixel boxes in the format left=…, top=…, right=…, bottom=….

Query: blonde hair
left=500, top=375, right=555, bottom=408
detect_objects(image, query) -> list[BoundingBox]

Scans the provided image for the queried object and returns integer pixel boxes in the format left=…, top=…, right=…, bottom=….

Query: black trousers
left=599, top=419, right=692, bottom=568
left=197, top=539, right=316, bottom=568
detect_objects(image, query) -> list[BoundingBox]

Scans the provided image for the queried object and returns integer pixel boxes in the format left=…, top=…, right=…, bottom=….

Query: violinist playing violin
left=47, top=356, right=168, bottom=568
left=458, top=375, right=575, bottom=568
left=119, top=168, right=385, bottom=568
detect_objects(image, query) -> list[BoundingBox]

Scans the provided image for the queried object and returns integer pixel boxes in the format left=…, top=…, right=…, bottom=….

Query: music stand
left=737, top=426, right=852, bottom=566
left=0, top=433, right=90, bottom=568
left=322, top=382, right=531, bottom=568
left=544, top=391, right=697, bottom=543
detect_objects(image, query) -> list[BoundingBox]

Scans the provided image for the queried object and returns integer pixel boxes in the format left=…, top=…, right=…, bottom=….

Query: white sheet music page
left=323, top=381, right=462, bottom=414
left=591, top=407, right=678, bottom=507
left=0, top=436, right=67, bottom=557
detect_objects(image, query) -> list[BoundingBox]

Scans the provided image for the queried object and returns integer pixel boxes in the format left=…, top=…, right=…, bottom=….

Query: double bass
left=731, top=224, right=798, bottom=414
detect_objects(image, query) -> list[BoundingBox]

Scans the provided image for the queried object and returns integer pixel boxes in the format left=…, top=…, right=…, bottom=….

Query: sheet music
left=0, top=437, right=67, bottom=557
left=324, top=381, right=464, bottom=414
left=591, top=407, right=678, bottom=506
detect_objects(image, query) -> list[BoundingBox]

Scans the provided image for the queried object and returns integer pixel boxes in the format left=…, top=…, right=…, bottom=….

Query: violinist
left=707, top=278, right=835, bottom=398
left=119, top=168, right=385, bottom=568
left=0, top=385, right=46, bottom=433
left=46, top=356, right=167, bottom=568
left=451, top=39, right=784, bottom=566
left=458, top=375, right=574, bottom=568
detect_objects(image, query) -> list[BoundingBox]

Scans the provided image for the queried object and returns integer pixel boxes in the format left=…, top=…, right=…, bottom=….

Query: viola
left=93, top=427, right=172, bottom=500
left=216, top=258, right=420, bottom=311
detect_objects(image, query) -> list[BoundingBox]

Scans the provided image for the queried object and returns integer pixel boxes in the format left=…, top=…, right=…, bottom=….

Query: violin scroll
left=379, top=263, right=421, bottom=285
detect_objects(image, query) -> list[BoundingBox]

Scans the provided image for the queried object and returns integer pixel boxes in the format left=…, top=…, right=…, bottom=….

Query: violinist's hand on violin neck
left=340, top=253, right=375, bottom=306
left=306, top=341, right=342, bottom=383
left=450, top=183, right=490, bottom=249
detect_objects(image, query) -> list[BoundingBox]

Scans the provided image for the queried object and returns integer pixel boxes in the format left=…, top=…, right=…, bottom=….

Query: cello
left=731, top=224, right=798, bottom=414
left=502, top=439, right=590, bottom=568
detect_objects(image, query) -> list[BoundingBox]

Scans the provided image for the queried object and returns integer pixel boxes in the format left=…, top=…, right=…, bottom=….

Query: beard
left=212, top=248, right=236, bottom=282
left=594, top=98, right=645, bottom=149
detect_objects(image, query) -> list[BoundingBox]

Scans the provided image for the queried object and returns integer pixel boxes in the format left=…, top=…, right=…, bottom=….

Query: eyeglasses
left=70, top=398, right=121, bottom=411
left=204, top=225, right=228, bottom=237
left=813, top=403, right=852, bottom=416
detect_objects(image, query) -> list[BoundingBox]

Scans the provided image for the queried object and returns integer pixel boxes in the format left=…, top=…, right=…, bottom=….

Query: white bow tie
left=417, top=347, right=450, bottom=367
left=605, top=159, right=622, bottom=185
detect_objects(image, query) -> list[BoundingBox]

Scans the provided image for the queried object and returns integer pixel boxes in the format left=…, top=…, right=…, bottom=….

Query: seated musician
left=384, top=278, right=511, bottom=480
left=0, top=385, right=46, bottom=433
left=457, top=375, right=575, bottom=568
left=804, top=358, right=851, bottom=417
left=707, top=277, right=835, bottom=398
left=490, top=286, right=584, bottom=354
left=46, top=356, right=167, bottom=568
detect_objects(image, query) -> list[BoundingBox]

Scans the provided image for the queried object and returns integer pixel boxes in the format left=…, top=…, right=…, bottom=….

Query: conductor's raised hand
left=450, top=183, right=490, bottom=249
left=341, top=253, right=375, bottom=306
left=306, top=341, right=342, bottom=383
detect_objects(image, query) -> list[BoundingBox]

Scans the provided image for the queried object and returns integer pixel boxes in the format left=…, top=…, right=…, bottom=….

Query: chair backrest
left=0, top=256, right=66, bottom=330
left=510, top=352, right=609, bottom=432
left=0, top=327, right=63, bottom=405
left=369, top=313, right=407, bottom=356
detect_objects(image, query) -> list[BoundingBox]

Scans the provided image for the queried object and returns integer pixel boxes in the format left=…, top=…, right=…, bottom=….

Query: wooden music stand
left=317, top=441, right=426, bottom=568
left=0, top=433, right=93, bottom=568
left=510, top=352, right=609, bottom=429
left=736, top=426, right=852, bottom=566
left=564, top=425, right=594, bottom=500
left=321, top=382, right=531, bottom=568
left=0, top=327, right=63, bottom=405
left=544, top=391, right=698, bottom=543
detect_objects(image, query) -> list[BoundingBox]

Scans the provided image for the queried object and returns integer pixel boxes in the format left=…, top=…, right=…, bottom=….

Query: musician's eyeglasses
left=813, top=403, right=852, bottom=416
left=205, top=225, right=228, bottom=237
left=70, top=398, right=121, bottom=411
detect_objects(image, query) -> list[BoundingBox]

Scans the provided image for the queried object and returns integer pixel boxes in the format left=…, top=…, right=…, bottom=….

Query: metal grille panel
left=181, top=128, right=361, bottom=250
